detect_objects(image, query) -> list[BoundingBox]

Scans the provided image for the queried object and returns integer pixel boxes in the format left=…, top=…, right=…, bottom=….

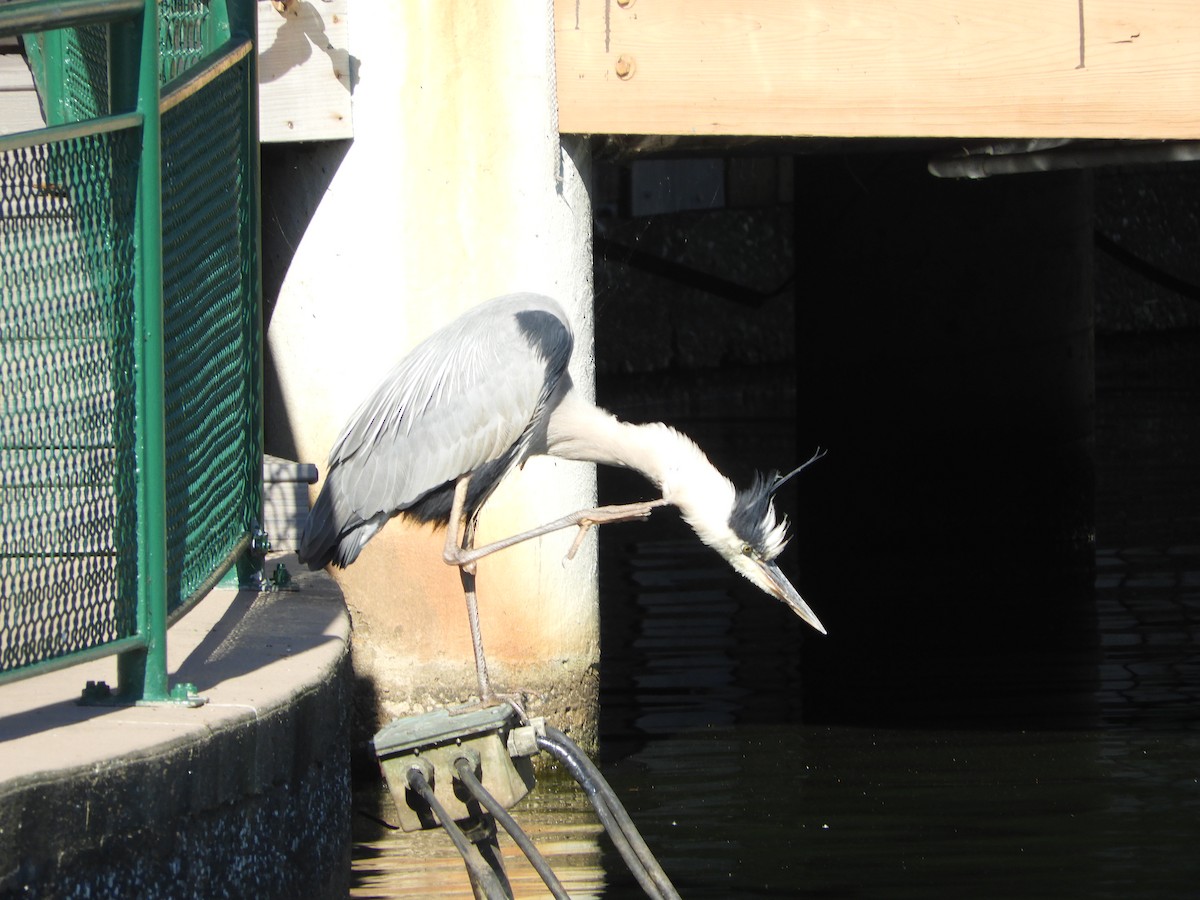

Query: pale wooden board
left=257, top=0, right=352, bottom=142
left=555, top=0, right=1200, bottom=139
left=0, top=52, right=43, bottom=135
left=0, top=51, right=33, bottom=91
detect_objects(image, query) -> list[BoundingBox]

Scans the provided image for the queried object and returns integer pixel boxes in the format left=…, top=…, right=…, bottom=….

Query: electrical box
left=373, top=703, right=536, bottom=833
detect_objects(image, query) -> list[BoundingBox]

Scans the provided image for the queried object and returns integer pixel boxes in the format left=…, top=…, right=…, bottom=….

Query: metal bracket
left=267, top=561, right=296, bottom=591
left=78, top=679, right=207, bottom=708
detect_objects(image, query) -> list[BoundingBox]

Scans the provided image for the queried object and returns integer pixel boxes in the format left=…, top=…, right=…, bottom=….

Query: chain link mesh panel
left=0, top=127, right=140, bottom=673
left=2, top=5, right=260, bottom=679
left=22, top=25, right=112, bottom=126
left=61, top=25, right=112, bottom=121
left=160, top=1, right=213, bottom=84
left=160, top=54, right=260, bottom=613
left=24, top=1, right=211, bottom=125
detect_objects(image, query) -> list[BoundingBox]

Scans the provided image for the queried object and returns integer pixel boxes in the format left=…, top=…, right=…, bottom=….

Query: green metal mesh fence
left=60, top=25, right=111, bottom=120
left=0, top=2, right=260, bottom=683
left=0, top=126, right=141, bottom=671
left=160, top=53, right=260, bottom=613
left=23, top=24, right=113, bottom=126
left=160, top=1, right=214, bottom=83
left=23, top=0, right=215, bottom=128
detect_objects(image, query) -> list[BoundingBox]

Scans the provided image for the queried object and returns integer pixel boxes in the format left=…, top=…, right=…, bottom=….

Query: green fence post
left=117, top=0, right=169, bottom=703
left=26, top=28, right=66, bottom=124
left=240, top=0, right=265, bottom=590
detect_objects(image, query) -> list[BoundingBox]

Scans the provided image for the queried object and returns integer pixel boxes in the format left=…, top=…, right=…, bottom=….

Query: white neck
left=545, top=386, right=736, bottom=545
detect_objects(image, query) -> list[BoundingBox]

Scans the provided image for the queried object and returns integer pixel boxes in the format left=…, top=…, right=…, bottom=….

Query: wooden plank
left=554, top=0, right=1200, bottom=139
left=257, top=0, right=352, bottom=142
left=0, top=52, right=42, bottom=135
left=0, top=49, right=32, bottom=91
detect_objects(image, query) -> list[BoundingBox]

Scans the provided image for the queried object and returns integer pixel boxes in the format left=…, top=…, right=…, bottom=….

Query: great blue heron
left=299, top=292, right=825, bottom=699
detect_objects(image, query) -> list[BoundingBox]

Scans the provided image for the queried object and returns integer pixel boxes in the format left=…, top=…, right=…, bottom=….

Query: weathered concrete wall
left=1, top=699, right=351, bottom=898
left=263, top=3, right=599, bottom=744
left=0, top=558, right=353, bottom=898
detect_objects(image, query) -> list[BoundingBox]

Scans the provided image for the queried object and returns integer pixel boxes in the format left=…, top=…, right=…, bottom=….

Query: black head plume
left=729, top=447, right=827, bottom=560
left=770, top=446, right=827, bottom=496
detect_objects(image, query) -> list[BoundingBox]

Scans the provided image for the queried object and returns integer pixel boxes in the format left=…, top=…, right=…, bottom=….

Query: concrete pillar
left=263, top=3, right=598, bottom=745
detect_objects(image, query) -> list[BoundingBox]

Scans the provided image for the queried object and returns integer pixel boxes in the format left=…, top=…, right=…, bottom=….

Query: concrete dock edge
left=0, top=553, right=352, bottom=898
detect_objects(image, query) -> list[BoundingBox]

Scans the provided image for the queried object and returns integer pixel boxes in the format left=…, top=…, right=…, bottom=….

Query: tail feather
left=297, top=480, right=340, bottom=569
left=298, top=471, right=387, bottom=570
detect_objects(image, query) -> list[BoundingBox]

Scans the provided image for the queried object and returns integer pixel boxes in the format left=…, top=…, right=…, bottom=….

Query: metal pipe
left=0, top=0, right=144, bottom=39
left=452, top=754, right=572, bottom=900
left=929, top=140, right=1200, bottom=179
left=404, top=762, right=511, bottom=900
left=121, top=0, right=170, bottom=702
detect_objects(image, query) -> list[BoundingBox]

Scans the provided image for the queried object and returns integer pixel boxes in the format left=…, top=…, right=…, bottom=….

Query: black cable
left=537, top=727, right=681, bottom=900
left=453, top=755, right=572, bottom=900
left=404, top=765, right=510, bottom=900
left=536, top=732, right=659, bottom=898
left=1094, top=229, right=1200, bottom=304
left=595, top=234, right=794, bottom=308
left=543, top=727, right=679, bottom=900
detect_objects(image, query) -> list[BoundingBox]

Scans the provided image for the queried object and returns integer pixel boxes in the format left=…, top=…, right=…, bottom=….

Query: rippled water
left=352, top=332, right=1200, bottom=899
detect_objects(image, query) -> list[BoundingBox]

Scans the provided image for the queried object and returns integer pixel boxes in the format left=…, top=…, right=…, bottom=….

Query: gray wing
left=325, top=292, right=572, bottom=527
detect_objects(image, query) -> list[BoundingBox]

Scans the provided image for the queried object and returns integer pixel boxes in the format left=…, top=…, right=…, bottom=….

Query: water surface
left=352, top=332, right=1200, bottom=898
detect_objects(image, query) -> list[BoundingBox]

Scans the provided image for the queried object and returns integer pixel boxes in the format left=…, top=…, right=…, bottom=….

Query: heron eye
left=742, top=544, right=757, bottom=559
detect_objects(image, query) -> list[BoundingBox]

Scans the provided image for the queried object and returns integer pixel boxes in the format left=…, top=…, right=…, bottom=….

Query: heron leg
left=442, top=473, right=667, bottom=708
left=445, top=475, right=493, bottom=699
left=459, top=522, right=493, bottom=701
left=444, top=475, right=477, bottom=571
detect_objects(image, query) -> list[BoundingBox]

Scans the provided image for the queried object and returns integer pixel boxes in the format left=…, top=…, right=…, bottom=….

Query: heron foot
left=444, top=497, right=670, bottom=569
left=451, top=688, right=534, bottom=726
left=561, top=499, right=668, bottom=562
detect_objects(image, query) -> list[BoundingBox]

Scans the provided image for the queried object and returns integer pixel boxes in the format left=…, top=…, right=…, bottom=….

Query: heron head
left=715, top=466, right=825, bottom=634
left=661, top=436, right=827, bottom=634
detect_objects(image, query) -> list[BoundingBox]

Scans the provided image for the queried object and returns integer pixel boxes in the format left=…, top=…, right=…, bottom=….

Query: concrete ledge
left=0, top=553, right=352, bottom=898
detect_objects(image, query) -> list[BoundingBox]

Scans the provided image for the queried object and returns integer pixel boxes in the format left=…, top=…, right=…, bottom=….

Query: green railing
left=0, top=0, right=262, bottom=702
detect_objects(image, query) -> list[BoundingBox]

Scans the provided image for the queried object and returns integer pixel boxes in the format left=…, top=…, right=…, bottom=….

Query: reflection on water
left=352, top=777, right=608, bottom=898
left=352, top=333, right=1200, bottom=898
left=600, top=725, right=1200, bottom=899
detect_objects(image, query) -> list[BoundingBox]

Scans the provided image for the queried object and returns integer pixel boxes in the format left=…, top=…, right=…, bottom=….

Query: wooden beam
left=554, top=0, right=1200, bottom=139
left=0, top=49, right=43, bottom=135
left=258, top=0, right=352, bottom=142
left=0, top=49, right=33, bottom=91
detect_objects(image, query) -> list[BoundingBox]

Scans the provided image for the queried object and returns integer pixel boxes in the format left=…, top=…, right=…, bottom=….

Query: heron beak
left=760, top=560, right=827, bottom=635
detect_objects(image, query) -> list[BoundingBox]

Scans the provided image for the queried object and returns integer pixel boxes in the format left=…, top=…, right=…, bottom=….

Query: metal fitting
left=506, top=716, right=547, bottom=758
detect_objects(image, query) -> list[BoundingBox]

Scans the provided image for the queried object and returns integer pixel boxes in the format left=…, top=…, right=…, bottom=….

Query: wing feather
left=325, top=293, right=572, bottom=524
